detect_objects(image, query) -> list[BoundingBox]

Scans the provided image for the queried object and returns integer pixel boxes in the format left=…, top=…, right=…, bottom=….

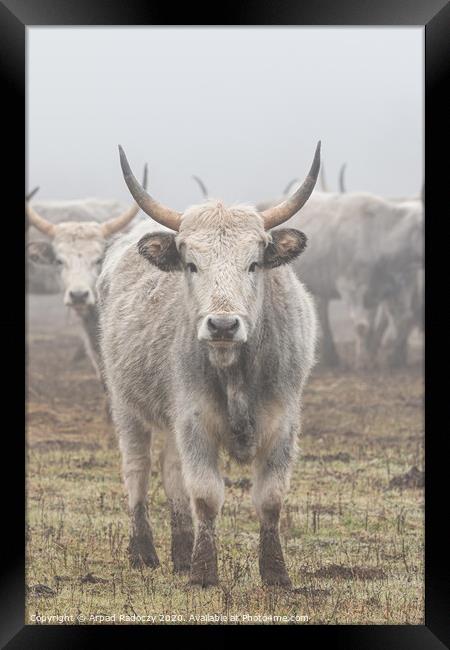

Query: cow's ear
left=137, top=232, right=182, bottom=272
left=263, top=229, right=307, bottom=268
left=27, top=240, right=55, bottom=265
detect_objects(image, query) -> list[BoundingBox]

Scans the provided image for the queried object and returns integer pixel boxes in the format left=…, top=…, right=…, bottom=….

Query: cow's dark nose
left=207, top=315, right=240, bottom=336
left=356, top=321, right=369, bottom=337
left=69, top=290, right=89, bottom=304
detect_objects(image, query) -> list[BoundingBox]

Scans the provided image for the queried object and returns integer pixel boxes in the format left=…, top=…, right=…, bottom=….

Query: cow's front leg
left=253, top=428, right=297, bottom=588
left=160, top=434, right=194, bottom=573
left=177, top=415, right=223, bottom=587
left=115, top=409, right=160, bottom=569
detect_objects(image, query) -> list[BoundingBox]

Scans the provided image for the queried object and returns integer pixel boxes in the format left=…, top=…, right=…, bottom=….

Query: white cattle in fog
left=26, top=165, right=148, bottom=392
left=257, top=185, right=423, bottom=368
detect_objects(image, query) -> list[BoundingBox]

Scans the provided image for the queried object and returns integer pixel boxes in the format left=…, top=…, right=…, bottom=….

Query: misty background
left=27, top=27, right=423, bottom=208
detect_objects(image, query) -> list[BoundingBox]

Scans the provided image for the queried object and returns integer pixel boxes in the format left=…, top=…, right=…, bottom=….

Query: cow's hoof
left=261, top=572, right=293, bottom=589
left=189, top=569, right=219, bottom=588
left=129, top=536, right=160, bottom=569
left=189, top=550, right=219, bottom=587
left=172, top=530, right=194, bottom=573
left=173, top=550, right=193, bottom=573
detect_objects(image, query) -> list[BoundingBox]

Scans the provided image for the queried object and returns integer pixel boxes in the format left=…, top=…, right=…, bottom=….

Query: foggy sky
left=28, top=27, right=423, bottom=209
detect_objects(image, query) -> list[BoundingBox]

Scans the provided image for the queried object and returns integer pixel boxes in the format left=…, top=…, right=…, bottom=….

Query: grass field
left=26, top=332, right=424, bottom=625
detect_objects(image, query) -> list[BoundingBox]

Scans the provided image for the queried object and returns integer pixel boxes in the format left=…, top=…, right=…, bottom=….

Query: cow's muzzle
left=355, top=321, right=370, bottom=337
left=64, top=288, right=95, bottom=311
left=198, top=314, right=247, bottom=344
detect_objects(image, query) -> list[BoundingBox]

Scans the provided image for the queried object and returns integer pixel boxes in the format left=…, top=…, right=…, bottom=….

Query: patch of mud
left=29, top=440, right=101, bottom=451
left=292, top=586, right=332, bottom=597
left=389, top=466, right=424, bottom=489
left=302, top=452, right=352, bottom=463
left=80, top=573, right=109, bottom=585
left=28, top=584, right=56, bottom=598
left=306, top=564, right=386, bottom=580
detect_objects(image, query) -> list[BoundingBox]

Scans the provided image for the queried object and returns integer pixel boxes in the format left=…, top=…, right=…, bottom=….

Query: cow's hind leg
left=160, top=434, right=194, bottom=573
left=115, top=409, right=160, bottom=569
left=253, top=429, right=296, bottom=588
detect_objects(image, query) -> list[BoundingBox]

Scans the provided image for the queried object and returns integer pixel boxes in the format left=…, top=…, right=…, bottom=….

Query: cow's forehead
left=52, top=222, right=105, bottom=256
left=54, top=221, right=103, bottom=240
left=177, top=201, right=267, bottom=249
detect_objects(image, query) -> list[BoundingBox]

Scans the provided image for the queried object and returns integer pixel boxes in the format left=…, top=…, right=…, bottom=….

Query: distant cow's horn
left=319, top=159, right=328, bottom=192
left=283, top=178, right=299, bottom=196
left=101, top=163, right=149, bottom=237
left=118, top=146, right=181, bottom=231
left=339, top=163, right=347, bottom=193
left=260, top=141, right=321, bottom=230
left=192, top=175, right=209, bottom=199
left=25, top=202, right=56, bottom=237
left=26, top=186, right=40, bottom=202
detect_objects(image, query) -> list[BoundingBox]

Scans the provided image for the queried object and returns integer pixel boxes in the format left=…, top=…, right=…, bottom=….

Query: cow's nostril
left=207, top=317, right=218, bottom=332
left=207, top=315, right=240, bottom=335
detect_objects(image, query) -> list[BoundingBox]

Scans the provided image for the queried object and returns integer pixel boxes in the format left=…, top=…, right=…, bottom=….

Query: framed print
left=0, top=0, right=448, bottom=647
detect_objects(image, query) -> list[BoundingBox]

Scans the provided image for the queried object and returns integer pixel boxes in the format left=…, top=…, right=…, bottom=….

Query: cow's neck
left=211, top=322, right=265, bottom=464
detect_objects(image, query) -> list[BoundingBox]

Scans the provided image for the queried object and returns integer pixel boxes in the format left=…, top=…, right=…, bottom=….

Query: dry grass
left=26, top=333, right=424, bottom=625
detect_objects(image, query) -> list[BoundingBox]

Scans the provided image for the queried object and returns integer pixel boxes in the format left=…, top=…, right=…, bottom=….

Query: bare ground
left=26, top=327, right=424, bottom=625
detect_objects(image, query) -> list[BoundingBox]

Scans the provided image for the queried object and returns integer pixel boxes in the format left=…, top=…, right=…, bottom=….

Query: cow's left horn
left=101, top=163, right=149, bottom=237
left=260, top=141, right=321, bottom=230
left=118, top=146, right=181, bottom=232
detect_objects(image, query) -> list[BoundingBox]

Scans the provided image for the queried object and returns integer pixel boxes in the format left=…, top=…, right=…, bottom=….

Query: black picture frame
left=1, top=1, right=448, bottom=647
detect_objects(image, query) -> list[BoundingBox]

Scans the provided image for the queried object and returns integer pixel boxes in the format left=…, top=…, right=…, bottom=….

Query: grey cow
left=97, top=142, right=321, bottom=587
left=258, top=189, right=423, bottom=368
left=334, top=167, right=424, bottom=365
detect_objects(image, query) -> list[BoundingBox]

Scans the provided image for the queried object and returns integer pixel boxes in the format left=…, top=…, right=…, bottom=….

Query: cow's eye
left=248, top=262, right=258, bottom=273
left=55, top=258, right=64, bottom=266
left=186, top=262, right=197, bottom=273
left=94, top=258, right=103, bottom=266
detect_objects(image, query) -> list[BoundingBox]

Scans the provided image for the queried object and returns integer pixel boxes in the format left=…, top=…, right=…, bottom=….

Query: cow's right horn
left=260, top=141, right=321, bottom=230
left=25, top=202, right=56, bottom=237
left=118, top=146, right=181, bottom=231
left=101, top=163, right=149, bottom=237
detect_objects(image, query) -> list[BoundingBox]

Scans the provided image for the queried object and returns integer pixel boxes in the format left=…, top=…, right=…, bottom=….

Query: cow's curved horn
left=339, top=163, right=347, bottom=193
left=192, top=175, right=209, bottom=199
left=118, top=146, right=181, bottom=231
left=25, top=202, right=56, bottom=237
left=26, top=186, right=40, bottom=201
left=283, top=178, right=299, bottom=196
left=101, top=163, right=149, bottom=237
left=260, top=141, right=321, bottom=230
